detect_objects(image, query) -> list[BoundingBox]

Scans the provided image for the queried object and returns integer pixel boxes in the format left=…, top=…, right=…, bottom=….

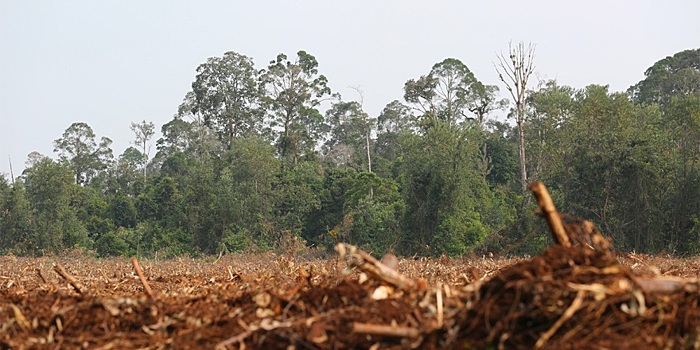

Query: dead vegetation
left=3, top=182, right=700, bottom=349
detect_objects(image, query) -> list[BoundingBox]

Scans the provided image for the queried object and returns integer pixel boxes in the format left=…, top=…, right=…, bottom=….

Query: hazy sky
left=1, top=1, right=698, bottom=177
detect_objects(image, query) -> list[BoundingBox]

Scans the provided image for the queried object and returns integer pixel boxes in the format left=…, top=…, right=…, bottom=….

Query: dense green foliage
left=2, top=48, right=699, bottom=257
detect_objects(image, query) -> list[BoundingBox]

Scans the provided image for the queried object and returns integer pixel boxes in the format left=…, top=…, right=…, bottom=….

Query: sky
left=1, top=0, right=699, bottom=177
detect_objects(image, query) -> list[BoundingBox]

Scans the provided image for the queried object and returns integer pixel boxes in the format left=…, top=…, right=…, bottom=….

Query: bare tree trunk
left=495, top=41, right=536, bottom=194
left=131, top=120, right=155, bottom=179
left=517, top=119, right=528, bottom=193
left=351, top=86, right=373, bottom=175
left=366, top=125, right=374, bottom=198
left=496, top=42, right=536, bottom=243
left=8, top=156, right=14, bottom=184
left=365, top=125, right=372, bottom=174
left=142, top=139, right=148, bottom=179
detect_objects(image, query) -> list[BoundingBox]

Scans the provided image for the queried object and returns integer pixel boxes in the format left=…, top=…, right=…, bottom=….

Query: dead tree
left=495, top=41, right=536, bottom=194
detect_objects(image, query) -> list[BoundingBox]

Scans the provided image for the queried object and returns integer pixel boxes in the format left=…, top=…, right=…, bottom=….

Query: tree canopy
left=3, top=47, right=700, bottom=259
left=629, top=48, right=700, bottom=106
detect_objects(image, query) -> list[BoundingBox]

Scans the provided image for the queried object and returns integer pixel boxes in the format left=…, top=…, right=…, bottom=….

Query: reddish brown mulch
left=2, top=244, right=700, bottom=349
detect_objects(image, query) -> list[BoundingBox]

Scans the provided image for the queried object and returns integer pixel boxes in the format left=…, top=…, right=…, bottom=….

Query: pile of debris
left=336, top=181, right=700, bottom=349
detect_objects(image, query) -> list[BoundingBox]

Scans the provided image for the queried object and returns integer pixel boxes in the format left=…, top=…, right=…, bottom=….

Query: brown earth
left=2, top=246, right=700, bottom=349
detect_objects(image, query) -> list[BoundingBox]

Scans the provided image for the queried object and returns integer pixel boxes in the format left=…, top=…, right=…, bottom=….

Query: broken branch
left=131, top=258, right=155, bottom=300
left=53, top=262, right=86, bottom=294
left=529, top=181, right=570, bottom=247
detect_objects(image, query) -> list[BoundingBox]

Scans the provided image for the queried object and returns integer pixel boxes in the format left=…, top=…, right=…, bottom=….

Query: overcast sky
left=1, top=1, right=698, bottom=177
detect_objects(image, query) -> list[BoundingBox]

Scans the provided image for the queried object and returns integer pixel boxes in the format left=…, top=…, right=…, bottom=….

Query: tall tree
left=495, top=41, right=536, bottom=194
left=467, top=81, right=509, bottom=128
left=176, top=92, right=224, bottom=159
left=186, top=51, right=264, bottom=147
left=374, top=100, right=416, bottom=166
left=25, top=151, right=46, bottom=168
left=114, top=147, right=145, bottom=196
left=377, top=100, right=416, bottom=135
left=151, top=117, right=215, bottom=170
left=156, top=118, right=192, bottom=156
left=351, top=87, right=374, bottom=174
left=628, top=48, right=700, bottom=106
left=262, top=50, right=333, bottom=167
left=54, top=122, right=114, bottom=186
left=404, top=58, right=480, bottom=127
left=324, top=100, right=374, bottom=172
left=130, top=120, right=155, bottom=178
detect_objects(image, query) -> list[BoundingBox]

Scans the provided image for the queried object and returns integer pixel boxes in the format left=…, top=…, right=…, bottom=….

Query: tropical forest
left=2, top=46, right=699, bottom=259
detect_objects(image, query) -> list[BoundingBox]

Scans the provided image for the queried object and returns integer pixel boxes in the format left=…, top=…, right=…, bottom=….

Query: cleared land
left=2, top=246, right=700, bottom=349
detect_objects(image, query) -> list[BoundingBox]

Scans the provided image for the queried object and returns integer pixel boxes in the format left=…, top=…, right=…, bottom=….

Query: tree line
left=1, top=46, right=699, bottom=258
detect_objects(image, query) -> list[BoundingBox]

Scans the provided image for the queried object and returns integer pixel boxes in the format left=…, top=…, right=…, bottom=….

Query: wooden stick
left=352, top=322, right=420, bottom=338
left=53, top=262, right=86, bottom=294
left=529, top=181, right=570, bottom=247
left=131, top=258, right=155, bottom=300
left=335, top=243, right=415, bottom=290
